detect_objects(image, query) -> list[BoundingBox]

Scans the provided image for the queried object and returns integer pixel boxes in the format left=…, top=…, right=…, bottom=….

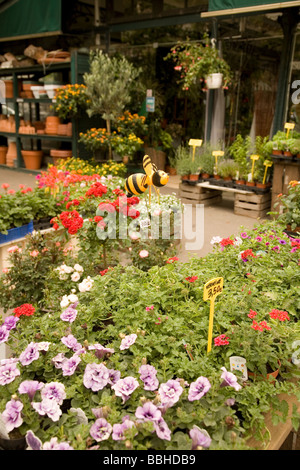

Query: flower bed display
left=0, top=213, right=299, bottom=450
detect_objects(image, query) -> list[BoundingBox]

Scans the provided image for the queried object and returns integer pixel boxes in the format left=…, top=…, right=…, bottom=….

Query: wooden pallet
left=234, top=192, right=271, bottom=218
left=179, top=183, right=222, bottom=206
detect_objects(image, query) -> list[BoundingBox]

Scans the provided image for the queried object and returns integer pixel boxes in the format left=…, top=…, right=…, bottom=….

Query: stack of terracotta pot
left=6, top=142, right=17, bottom=167
left=50, top=149, right=73, bottom=165
left=0, top=146, right=7, bottom=164
left=45, top=116, right=61, bottom=135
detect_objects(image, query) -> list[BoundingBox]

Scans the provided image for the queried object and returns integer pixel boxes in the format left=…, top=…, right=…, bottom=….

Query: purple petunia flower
left=89, top=343, right=115, bottom=359
left=135, top=402, right=162, bottom=422
left=61, top=355, right=81, bottom=376
left=120, top=333, right=137, bottom=350
left=61, top=334, right=82, bottom=352
left=153, top=417, right=171, bottom=441
left=0, top=325, right=9, bottom=344
left=90, top=418, right=112, bottom=442
left=42, top=437, right=74, bottom=450
left=18, top=380, right=44, bottom=401
left=158, top=379, right=183, bottom=409
left=107, top=368, right=121, bottom=385
left=2, top=399, right=23, bottom=433
left=32, top=398, right=62, bottom=422
left=112, top=418, right=136, bottom=441
left=189, top=426, right=211, bottom=449
left=19, top=342, right=40, bottom=366
left=188, top=376, right=211, bottom=402
left=139, top=364, right=159, bottom=391
left=0, top=361, right=20, bottom=385
left=52, top=352, right=66, bottom=369
left=41, top=382, right=66, bottom=405
left=3, top=315, right=19, bottom=331
left=220, top=367, right=242, bottom=391
left=240, top=232, right=248, bottom=239
left=60, top=306, right=77, bottom=323
left=83, top=363, right=110, bottom=392
left=112, top=376, right=139, bottom=403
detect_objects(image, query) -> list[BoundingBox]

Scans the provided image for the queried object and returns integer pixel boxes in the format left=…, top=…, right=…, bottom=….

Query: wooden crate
left=179, top=183, right=222, bottom=206
left=234, top=192, right=271, bottom=219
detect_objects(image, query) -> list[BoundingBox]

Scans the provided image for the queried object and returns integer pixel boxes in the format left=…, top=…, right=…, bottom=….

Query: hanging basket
left=206, top=73, right=223, bottom=89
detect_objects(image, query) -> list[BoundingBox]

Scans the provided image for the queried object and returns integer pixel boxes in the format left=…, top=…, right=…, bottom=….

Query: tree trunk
left=106, top=119, right=112, bottom=160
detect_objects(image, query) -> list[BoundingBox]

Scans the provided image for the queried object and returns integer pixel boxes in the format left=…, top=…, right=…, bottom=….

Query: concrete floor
left=0, top=167, right=263, bottom=261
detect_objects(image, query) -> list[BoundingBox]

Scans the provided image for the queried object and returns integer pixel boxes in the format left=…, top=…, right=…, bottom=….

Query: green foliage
left=84, top=51, right=141, bottom=129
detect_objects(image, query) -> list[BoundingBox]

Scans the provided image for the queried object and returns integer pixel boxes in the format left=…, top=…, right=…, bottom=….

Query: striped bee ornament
left=124, top=155, right=169, bottom=203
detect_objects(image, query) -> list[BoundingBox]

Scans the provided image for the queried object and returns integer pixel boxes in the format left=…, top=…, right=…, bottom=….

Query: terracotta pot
left=181, top=175, right=190, bottom=181
left=272, top=150, right=283, bottom=155
left=21, top=150, right=43, bottom=170
left=0, top=145, right=7, bottom=164
left=122, top=155, right=129, bottom=164
left=50, top=149, right=72, bottom=158
left=283, top=151, right=292, bottom=157
left=6, top=142, right=17, bottom=167
left=3, top=80, right=13, bottom=98
left=213, top=175, right=221, bottom=180
left=201, top=173, right=210, bottom=179
left=246, top=181, right=256, bottom=187
left=235, top=180, right=245, bottom=185
left=256, top=182, right=268, bottom=188
left=286, top=225, right=300, bottom=234
left=189, top=174, right=199, bottom=181
left=248, top=361, right=281, bottom=384
left=223, top=176, right=232, bottom=181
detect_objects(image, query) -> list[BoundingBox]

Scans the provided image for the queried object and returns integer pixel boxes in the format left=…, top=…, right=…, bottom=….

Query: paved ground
left=0, top=166, right=262, bottom=261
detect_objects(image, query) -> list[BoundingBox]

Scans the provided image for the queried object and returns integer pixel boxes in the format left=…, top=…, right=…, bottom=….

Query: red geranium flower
left=185, top=276, right=198, bottom=283
left=14, top=303, right=35, bottom=318
left=214, top=334, right=230, bottom=346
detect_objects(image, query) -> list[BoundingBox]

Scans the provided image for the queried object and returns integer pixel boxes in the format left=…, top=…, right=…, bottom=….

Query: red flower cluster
left=220, top=237, right=234, bottom=247
left=251, top=320, right=272, bottom=331
left=59, top=210, right=84, bottom=235
left=166, top=256, right=179, bottom=263
left=241, top=249, right=256, bottom=261
left=214, top=334, right=229, bottom=346
left=248, top=309, right=257, bottom=318
left=66, top=199, right=81, bottom=210
left=291, top=240, right=300, bottom=249
left=94, top=215, right=106, bottom=229
left=98, top=196, right=140, bottom=219
left=185, top=276, right=198, bottom=283
left=85, top=182, right=108, bottom=198
left=269, top=309, right=290, bottom=321
left=14, top=303, right=35, bottom=318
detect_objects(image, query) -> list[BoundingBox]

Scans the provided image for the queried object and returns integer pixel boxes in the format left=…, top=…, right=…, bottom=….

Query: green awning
left=202, top=0, right=300, bottom=16
left=0, top=0, right=62, bottom=40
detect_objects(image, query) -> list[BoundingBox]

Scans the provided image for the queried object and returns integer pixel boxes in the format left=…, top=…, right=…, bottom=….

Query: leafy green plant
left=217, top=159, right=239, bottom=179
left=227, top=134, right=251, bottom=180
left=273, top=181, right=300, bottom=230
left=199, top=144, right=215, bottom=175
left=165, top=34, right=232, bottom=91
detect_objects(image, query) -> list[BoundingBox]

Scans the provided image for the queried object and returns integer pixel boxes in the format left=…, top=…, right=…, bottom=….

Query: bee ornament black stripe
left=125, top=173, right=148, bottom=196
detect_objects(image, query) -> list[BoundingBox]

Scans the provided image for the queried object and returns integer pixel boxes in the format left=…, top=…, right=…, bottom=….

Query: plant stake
left=284, top=122, right=295, bottom=138
left=262, top=160, right=273, bottom=185
left=203, top=277, right=223, bottom=354
left=250, top=154, right=259, bottom=182
left=189, top=139, right=202, bottom=162
left=212, top=150, right=224, bottom=175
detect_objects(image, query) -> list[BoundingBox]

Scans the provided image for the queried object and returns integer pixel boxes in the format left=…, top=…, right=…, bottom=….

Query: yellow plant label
left=203, top=277, right=223, bottom=301
left=189, top=139, right=203, bottom=147
left=250, top=154, right=259, bottom=161
left=284, top=122, right=295, bottom=130
left=212, top=150, right=224, bottom=157
left=203, top=277, right=223, bottom=354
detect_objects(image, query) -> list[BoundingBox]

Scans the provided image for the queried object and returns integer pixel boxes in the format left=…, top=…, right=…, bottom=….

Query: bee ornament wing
left=143, top=154, right=155, bottom=178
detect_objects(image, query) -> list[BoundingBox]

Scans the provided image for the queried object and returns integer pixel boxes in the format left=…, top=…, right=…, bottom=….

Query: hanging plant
left=164, top=34, right=232, bottom=92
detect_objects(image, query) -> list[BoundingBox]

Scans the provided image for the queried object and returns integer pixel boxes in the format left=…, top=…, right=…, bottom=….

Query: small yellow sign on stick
left=212, top=150, right=224, bottom=174
left=285, top=122, right=295, bottom=138
left=203, top=277, right=223, bottom=354
left=262, top=160, right=273, bottom=185
left=189, top=139, right=202, bottom=161
left=250, top=154, right=259, bottom=182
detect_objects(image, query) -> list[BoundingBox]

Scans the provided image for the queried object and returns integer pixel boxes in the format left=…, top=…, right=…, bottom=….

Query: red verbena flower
left=214, top=334, right=230, bottom=346
left=14, top=303, right=35, bottom=318
left=248, top=309, right=257, bottom=319
left=269, top=309, right=290, bottom=321
left=220, top=237, right=234, bottom=247
left=185, top=276, right=198, bottom=283
left=166, top=256, right=179, bottom=263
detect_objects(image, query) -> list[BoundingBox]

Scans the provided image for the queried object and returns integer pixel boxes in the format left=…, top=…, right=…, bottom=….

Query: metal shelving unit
left=0, top=51, right=90, bottom=170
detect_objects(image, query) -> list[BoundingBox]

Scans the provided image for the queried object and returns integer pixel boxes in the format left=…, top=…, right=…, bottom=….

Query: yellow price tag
left=285, top=122, right=295, bottom=138
left=203, top=277, right=223, bottom=354
left=189, top=139, right=202, bottom=161
left=262, top=160, right=273, bottom=184
left=212, top=151, right=224, bottom=157
left=189, top=139, right=203, bottom=147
